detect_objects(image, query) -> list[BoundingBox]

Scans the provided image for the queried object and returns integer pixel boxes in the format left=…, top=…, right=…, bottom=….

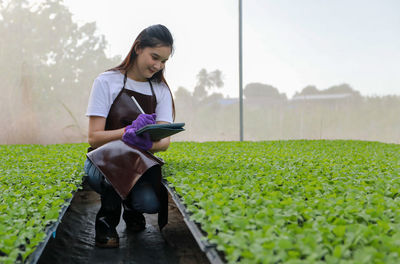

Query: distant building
left=218, top=98, right=238, bottom=106
left=291, top=93, right=353, bottom=101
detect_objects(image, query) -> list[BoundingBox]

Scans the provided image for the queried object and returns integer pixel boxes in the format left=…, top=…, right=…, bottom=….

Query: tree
left=294, top=85, right=319, bottom=96
left=0, top=0, right=120, bottom=143
left=175, top=86, right=192, bottom=101
left=295, top=84, right=361, bottom=97
left=193, top=68, right=224, bottom=101
left=324, top=83, right=361, bottom=96
left=244, top=82, right=287, bottom=100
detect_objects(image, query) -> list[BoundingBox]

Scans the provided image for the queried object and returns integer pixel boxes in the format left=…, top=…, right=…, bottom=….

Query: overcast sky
left=63, top=0, right=400, bottom=98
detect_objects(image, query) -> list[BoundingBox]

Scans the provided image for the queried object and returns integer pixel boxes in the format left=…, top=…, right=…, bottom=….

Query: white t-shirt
left=86, top=71, right=173, bottom=123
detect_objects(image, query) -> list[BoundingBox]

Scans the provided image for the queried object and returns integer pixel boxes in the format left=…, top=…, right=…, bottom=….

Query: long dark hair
left=109, top=24, right=175, bottom=120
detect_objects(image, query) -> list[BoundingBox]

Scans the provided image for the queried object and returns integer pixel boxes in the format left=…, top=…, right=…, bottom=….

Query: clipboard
left=135, top=123, right=185, bottom=141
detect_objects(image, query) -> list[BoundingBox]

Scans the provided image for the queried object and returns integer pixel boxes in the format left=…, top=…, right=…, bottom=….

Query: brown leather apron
left=87, top=72, right=168, bottom=229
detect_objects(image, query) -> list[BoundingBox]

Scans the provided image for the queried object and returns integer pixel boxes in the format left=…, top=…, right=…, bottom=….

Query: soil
left=37, top=187, right=210, bottom=264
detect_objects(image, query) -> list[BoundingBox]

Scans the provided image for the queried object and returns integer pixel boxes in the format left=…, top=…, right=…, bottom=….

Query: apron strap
left=111, top=71, right=128, bottom=100
left=121, top=71, right=128, bottom=91
left=123, top=72, right=128, bottom=88
left=147, top=79, right=157, bottom=107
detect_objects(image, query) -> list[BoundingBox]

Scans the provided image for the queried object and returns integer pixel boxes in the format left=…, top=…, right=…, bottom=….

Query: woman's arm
left=88, top=116, right=170, bottom=152
left=149, top=121, right=171, bottom=153
left=88, top=116, right=124, bottom=149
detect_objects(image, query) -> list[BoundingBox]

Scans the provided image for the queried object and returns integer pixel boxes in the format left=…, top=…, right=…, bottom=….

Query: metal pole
left=239, top=0, right=244, bottom=141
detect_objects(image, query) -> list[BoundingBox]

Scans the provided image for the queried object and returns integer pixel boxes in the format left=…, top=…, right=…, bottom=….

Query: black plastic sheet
left=37, top=185, right=209, bottom=264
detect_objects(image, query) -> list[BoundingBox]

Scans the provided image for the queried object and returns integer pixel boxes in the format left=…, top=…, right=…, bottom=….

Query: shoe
left=123, top=208, right=146, bottom=232
left=95, top=217, right=119, bottom=248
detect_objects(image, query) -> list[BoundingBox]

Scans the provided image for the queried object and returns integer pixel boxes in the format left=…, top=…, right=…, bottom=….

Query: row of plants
left=0, top=143, right=87, bottom=264
left=160, top=140, right=400, bottom=263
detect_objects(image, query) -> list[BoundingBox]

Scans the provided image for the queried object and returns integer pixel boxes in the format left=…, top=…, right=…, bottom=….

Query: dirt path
left=38, top=189, right=210, bottom=264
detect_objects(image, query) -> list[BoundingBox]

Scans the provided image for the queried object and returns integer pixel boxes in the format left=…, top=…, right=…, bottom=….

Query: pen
left=131, top=96, right=145, bottom=114
left=131, top=96, right=155, bottom=153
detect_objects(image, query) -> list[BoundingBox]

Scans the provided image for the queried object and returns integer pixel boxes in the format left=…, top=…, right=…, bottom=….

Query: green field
left=1, top=140, right=400, bottom=263
left=0, top=144, right=87, bottom=264
left=160, top=140, right=400, bottom=263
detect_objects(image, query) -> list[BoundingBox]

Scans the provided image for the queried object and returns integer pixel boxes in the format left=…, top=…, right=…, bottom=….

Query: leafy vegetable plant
left=160, top=140, right=400, bottom=263
left=0, top=144, right=86, bottom=264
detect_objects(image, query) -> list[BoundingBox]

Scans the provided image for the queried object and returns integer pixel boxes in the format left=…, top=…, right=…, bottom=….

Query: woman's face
left=134, top=45, right=171, bottom=81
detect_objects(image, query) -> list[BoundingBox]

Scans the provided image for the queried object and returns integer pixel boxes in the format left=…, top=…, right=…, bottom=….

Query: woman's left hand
left=122, top=130, right=153, bottom=151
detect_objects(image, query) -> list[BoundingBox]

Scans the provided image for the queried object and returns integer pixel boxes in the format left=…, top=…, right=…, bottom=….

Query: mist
left=1, top=1, right=399, bottom=145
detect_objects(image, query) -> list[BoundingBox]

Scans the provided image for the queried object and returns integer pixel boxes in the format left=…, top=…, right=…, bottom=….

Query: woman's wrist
left=150, top=137, right=170, bottom=153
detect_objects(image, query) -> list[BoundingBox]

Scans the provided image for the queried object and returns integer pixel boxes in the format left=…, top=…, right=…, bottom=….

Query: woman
left=84, top=24, right=175, bottom=248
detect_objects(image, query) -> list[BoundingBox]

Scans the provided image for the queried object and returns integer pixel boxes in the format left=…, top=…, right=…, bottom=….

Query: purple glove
left=125, top=113, right=157, bottom=133
left=122, top=130, right=153, bottom=151
left=122, top=113, right=156, bottom=150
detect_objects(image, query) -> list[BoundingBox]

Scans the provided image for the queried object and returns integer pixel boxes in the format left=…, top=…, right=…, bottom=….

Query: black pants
left=84, top=159, right=160, bottom=227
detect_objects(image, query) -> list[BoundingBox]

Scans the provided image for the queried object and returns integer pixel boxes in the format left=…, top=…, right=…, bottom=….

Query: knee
left=84, top=158, right=103, bottom=194
left=139, top=193, right=160, bottom=214
left=129, top=184, right=160, bottom=214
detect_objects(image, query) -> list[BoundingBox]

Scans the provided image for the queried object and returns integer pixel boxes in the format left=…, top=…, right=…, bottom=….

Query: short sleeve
left=155, top=83, right=173, bottom=123
left=86, top=77, right=112, bottom=117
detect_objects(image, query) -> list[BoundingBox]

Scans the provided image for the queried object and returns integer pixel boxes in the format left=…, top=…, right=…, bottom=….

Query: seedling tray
left=25, top=192, right=76, bottom=264
left=163, top=180, right=225, bottom=264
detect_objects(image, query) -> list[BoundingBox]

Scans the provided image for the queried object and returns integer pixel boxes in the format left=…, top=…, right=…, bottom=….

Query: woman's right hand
left=125, top=113, right=157, bottom=132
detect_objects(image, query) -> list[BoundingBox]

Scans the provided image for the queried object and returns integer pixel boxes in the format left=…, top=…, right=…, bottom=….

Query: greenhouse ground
left=37, top=186, right=210, bottom=264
